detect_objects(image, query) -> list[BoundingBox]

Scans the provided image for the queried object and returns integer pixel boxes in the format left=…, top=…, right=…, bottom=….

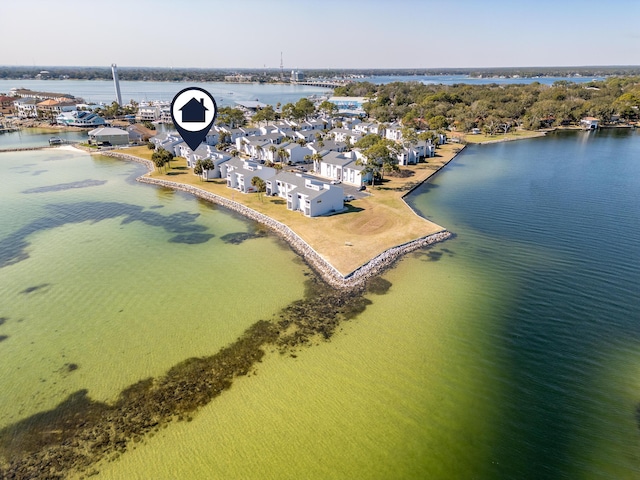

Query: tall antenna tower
left=280, top=52, right=284, bottom=80
left=111, top=64, right=123, bottom=106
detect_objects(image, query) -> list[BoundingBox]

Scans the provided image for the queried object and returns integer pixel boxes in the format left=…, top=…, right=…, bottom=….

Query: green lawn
left=460, top=129, right=545, bottom=144
left=116, top=145, right=461, bottom=275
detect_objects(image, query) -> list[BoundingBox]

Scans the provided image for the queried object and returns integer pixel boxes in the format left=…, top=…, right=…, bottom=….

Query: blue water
left=0, top=75, right=603, bottom=107
left=1, top=128, right=639, bottom=479
left=408, top=128, right=640, bottom=478
left=0, top=79, right=332, bottom=106
left=366, top=74, right=604, bottom=85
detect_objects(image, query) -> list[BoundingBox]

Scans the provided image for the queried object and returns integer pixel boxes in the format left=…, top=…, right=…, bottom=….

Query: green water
left=0, top=149, right=307, bottom=429
left=2, top=130, right=640, bottom=479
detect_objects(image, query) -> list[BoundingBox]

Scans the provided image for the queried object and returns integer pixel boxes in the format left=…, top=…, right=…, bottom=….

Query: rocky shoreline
left=0, top=148, right=452, bottom=479
left=97, top=151, right=452, bottom=289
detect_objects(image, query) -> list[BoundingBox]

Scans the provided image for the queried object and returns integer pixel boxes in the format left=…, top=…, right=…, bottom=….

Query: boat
left=49, top=137, right=63, bottom=145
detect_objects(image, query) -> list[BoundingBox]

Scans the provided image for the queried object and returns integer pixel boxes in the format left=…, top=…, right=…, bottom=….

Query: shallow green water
left=0, top=149, right=307, bottom=429
left=2, top=129, right=640, bottom=479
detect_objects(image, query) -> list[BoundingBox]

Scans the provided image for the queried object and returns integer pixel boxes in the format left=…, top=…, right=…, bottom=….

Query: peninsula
left=100, top=143, right=463, bottom=286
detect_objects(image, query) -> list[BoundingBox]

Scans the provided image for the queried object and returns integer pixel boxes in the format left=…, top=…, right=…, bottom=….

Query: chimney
left=200, top=98, right=204, bottom=106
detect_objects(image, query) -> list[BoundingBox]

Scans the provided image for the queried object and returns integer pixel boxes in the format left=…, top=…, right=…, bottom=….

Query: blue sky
left=2, top=0, right=639, bottom=68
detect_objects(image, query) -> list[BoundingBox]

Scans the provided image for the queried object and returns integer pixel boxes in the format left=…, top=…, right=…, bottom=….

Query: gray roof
left=308, top=140, right=346, bottom=152
left=320, top=151, right=355, bottom=167
left=275, top=172, right=337, bottom=201
left=88, top=127, right=128, bottom=136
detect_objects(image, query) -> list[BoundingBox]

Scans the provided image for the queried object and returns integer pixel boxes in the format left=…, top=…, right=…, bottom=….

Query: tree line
left=334, top=77, right=640, bottom=132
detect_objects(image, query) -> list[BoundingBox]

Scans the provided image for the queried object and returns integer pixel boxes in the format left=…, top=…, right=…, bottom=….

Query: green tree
left=252, top=105, right=275, bottom=126
left=276, top=147, right=290, bottom=165
left=356, top=138, right=401, bottom=185
left=318, top=100, right=337, bottom=116
left=153, top=154, right=167, bottom=172
left=217, top=107, right=245, bottom=128
left=251, top=176, right=266, bottom=201
left=295, top=97, right=315, bottom=119
left=268, top=144, right=277, bottom=162
left=193, top=159, right=204, bottom=178
left=355, top=133, right=382, bottom=149
left=218, top=129, right=231, bottom=144
left=152, top=148, right=174, bottom=173
left=281, top=103, right=297, bottom=121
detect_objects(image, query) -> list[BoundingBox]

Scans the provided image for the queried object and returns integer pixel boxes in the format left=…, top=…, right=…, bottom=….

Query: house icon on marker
left=180, top=97, right=208, bottom=122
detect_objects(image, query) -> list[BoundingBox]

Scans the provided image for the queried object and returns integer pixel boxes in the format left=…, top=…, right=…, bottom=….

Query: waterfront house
left=224, top=158, right=276, bottom=193
left=180, top=143, right=211, bottom=167
left=180, top=143, right=231, bottom=171
left=127, top=124, right=155, bottom=143
left=397, top=140, right=436, bottom=165
left=314, top=150, right=369, bottom=187
left=36, top=99, right=76, bottom=117
left=0, top=95, right=18, bottom=115
left=56, top=110, right=106, bottom=127
left=10, top=88, right=78, bottom=102
left=88, top=127, right=129, bottom=146
left=137, top=104, right=161, bottom=122
left=180, top=144, right=231, bottom=179
left=265, top=171, right=344, bottom=217
left=14, top=98, right=38, bottom=118
left=581, top=117, right=599, bottom=130
left=201, top=152, right=233, bottom=180
left=151, top=131, right=187, bottom=156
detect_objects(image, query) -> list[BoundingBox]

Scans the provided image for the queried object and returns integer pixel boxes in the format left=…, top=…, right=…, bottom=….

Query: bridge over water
left=291, top=80, right=349, bottom=89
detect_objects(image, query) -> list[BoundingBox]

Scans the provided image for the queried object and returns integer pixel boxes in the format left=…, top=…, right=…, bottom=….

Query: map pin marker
left=170, top=87, right=218, bottom=151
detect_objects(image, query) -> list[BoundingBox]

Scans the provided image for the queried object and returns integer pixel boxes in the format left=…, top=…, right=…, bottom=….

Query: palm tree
left=268, top=144, right=277, bottom=162
left=311, top=153, right=324, bottom=173
left=251, top=176, right=266, bottom=201
left=276, top=147, right=290, bottom=165
left=355, top=157, right=380, bottom=186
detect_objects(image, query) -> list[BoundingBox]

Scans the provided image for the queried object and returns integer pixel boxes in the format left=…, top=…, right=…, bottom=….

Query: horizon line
left=2, top=64, right=640, bottom=71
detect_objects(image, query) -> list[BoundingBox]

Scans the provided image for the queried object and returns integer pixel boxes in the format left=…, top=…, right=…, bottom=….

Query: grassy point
left=115, top=144, right=462, bottom=275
